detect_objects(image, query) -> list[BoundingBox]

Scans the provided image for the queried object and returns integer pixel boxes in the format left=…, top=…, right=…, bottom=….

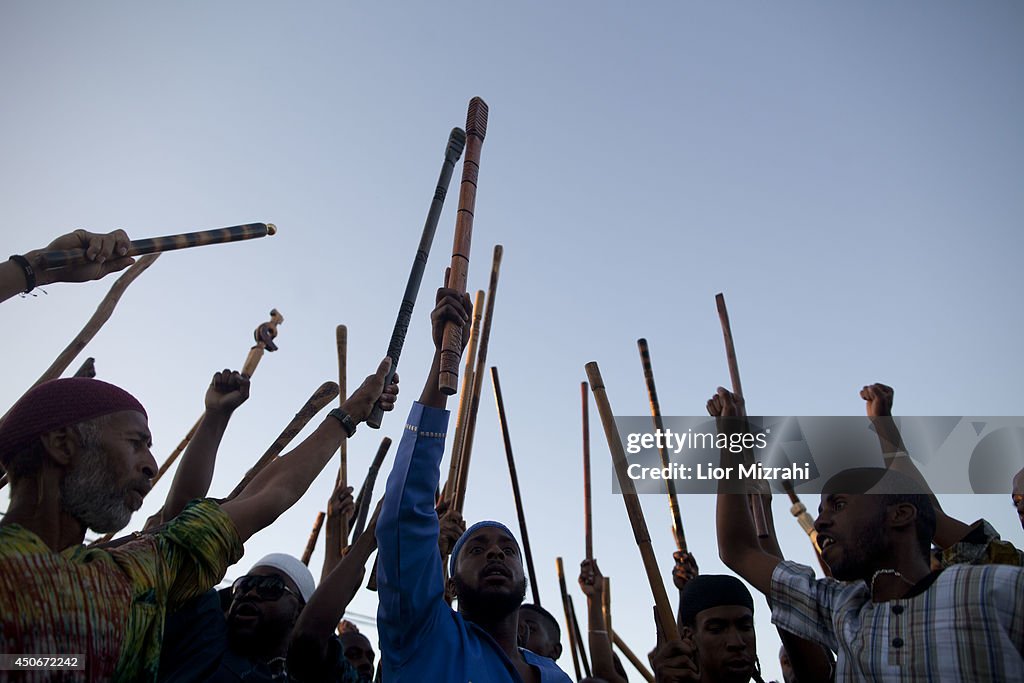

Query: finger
left=112, top=229, right=130, bottom=256
left=99, top=256, right=134, bottom=275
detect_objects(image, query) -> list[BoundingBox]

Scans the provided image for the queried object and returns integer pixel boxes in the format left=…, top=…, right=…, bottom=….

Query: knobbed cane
left=367, top=128, right=466, bottom=428
left=439, top=97, right=488, bottom=394
left=37, top=222, right=276, bottom=268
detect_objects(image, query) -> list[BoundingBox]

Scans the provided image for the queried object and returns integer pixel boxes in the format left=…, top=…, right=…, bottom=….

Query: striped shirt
left=771, top=559, right=1024, bottom=681
left=0, top=498, right=243, bottom=682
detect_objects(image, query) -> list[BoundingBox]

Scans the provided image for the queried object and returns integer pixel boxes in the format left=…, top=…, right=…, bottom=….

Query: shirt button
left=892, top=605, right=904, bottom=615
left=892, top=637, right=904, bottom=648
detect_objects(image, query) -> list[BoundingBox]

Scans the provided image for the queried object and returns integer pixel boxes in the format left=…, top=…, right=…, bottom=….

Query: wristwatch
left=328, top=408, right=357, bottom=437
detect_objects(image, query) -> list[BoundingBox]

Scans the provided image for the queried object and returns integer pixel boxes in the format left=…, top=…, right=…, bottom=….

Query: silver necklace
left=870, top=568, right=915, bottom=597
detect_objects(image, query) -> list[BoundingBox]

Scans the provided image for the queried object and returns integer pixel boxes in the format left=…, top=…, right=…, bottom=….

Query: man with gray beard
left=0, top=359, right=398, bottom=682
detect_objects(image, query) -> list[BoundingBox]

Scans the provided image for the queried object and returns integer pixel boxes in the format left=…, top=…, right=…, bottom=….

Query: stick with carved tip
left=439, top=97, right=488, bottom=394
left=38, top=222, right=276, bottom=268
left=367, top=128, right=467, bottom=428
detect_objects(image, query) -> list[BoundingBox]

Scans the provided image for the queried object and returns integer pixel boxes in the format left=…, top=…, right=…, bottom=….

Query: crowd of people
left=1, top=229, right=1023, bottom=682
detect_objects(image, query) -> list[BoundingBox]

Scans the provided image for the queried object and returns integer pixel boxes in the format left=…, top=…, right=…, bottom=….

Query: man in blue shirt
left=376, top=287, right=572, bottom=683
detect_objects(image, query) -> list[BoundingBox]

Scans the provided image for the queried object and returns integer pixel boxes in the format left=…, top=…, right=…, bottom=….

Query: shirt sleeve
left=155, top=498, right=244, bottom=608
left=375, top=402, right=451, bottom=665
left=941, top=518, right=1024, bottom=567
left=770, top=560, right=842, bottom=652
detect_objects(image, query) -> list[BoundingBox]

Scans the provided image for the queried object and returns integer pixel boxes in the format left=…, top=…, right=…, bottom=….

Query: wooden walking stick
left=453, top=245, right=502, bottom=513
left=439, top=97, right=488, bottom=394
left=612, top=630, right=656, bottom=683
left=602, top=577, right=612, bottom=634
left=29, top=254, right=159, bottom=390
left=332, top=325, right=350, bottom=552
left=556, top=557, right=583, bottom=681
left=491, top=366, right=541, bottom=606
left=38, top=222, right=276, bottom=268
left=583, top=381, right=594, bottom=562
left=350, top=437, right=392, bottom=545
left=367, top=127, right=467, bottom=428
left=73, top=357, right=96, bottom=378
left=637, top=338, right=688, bottom=553
left=443, top=289, right=484, bottom=502
left=301, top=511, right=326, bottom=566
left=783, top=479, right=831, bottom=576
left=714, top=293, right=770, bottom=539
left=150, top=310, right=283, bottom=489
left=227, top=381, right=339, bottom=498
left=586, top=361, right=680, bottom=641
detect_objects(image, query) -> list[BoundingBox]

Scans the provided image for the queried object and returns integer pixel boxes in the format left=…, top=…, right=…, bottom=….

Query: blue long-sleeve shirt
left=376, top=402, right=571, bottom=683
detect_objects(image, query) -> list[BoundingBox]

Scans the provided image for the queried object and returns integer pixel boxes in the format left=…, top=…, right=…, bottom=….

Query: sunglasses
left=231, top=575, right=304, bottom=604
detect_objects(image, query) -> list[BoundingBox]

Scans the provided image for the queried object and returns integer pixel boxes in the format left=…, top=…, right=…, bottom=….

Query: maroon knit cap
left=0, top=378, right=147, bottom=461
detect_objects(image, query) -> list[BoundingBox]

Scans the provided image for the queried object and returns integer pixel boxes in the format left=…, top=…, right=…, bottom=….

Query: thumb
left=375, top=356, right=393, bottom=379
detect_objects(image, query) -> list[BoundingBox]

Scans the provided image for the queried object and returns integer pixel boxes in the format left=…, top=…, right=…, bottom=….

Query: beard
left=829, top=512, right=889, bottom=581
left=453, top=572, right=527, bottom=621
left=60, top=444, right=133, bottom=534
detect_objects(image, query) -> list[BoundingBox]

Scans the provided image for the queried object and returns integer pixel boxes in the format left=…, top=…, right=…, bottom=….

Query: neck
left=865, top=544, right=932, bottom=602
left=230, top=632, right=290, bottom=663
left=0, top=475, right=87, bottom=551
left=464, top=606, right=522, bottom=662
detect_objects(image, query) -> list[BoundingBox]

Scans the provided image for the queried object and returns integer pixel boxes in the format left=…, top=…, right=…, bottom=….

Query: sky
left=2, top=2, right=1023, bottom=680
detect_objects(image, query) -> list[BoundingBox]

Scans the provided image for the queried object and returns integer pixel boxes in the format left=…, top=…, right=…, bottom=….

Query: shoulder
left=522, top=649, right=573, bottom=682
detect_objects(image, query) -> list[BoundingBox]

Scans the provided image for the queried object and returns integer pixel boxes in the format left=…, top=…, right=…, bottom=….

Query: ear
left=887, top=501, right=918, bottom=532
left=445, top=576, right=458, bottom=602
left=681, top=624, right=695, bottom=641
left=38, top=427, right=80, bottom=467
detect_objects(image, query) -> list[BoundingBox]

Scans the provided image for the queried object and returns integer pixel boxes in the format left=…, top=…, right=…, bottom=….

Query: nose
left=140, top=448, right=157, bottom=481
left=725, top=627, right=747, bottom=650
left=486, top=543, right=504, bottom=560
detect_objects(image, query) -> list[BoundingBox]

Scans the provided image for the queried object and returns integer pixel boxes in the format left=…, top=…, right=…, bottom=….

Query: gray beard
left=60, top=445, right=132, bottom=534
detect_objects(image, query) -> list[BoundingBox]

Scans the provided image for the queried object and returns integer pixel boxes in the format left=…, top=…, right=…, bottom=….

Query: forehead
left=340, top=633, right=372, bottom=650
left=696, top=605, right=754, bottom=626
left=102, top=410, right=150, bottom=436
left=466, top=527, right=517, bottom=546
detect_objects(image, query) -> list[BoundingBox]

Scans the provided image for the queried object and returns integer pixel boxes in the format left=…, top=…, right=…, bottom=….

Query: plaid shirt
left=771, top=559, right=1024, bottom=681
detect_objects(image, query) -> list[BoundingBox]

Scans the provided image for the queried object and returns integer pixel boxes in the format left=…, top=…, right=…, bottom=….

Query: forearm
left=0, top=258, right=32, bottom=302
left=321, top=511, right=344, bottom=581
left=418, top=351, right=447, bottom=409
left=163, top=410, right=231, bottom=520
left=586, top=594, right=626, bottom=683
left=756, top=495, right=784, bottom=559
left=292, top=530, right=376, bottom=656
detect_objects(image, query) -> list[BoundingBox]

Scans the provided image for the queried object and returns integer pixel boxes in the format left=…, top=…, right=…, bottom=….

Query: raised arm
left=289, top=500, right=381, bottom=680
left=861, top=382, right=969, bottom=547
left=3, top=229, right=134, bottom=302
left=375, top=287, right=471, bottom=660
left=709, top=387, right=780, bottom=596
left=220, top=358, right=398, bottom=542
left=579, top=559, right=627, bottom=683
left=158, top=369, right=250, bottom=523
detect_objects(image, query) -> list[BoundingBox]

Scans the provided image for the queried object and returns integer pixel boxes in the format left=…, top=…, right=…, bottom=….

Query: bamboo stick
left=301, top=511, right=326, bottom=565
left=612, top=630, right=655, bottom=683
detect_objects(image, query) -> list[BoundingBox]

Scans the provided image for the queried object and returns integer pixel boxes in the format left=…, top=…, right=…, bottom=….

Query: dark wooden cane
left=38, top=222, right=276, bottom=268
left=301, top=512, right=326, bottom=566
left=568, top=594, right=592, bottom=677
left=583, top=381, right=594, bottom=562
left=612, top=630, right=656, bottom=683
left=714, top=293, right=769, bottom=539
left=439, top=97, right=488, bottom=394
left=334, top=325, right=350, bottom=551
left=586, top=361, right=680, bottom=641
left=556, top=557, right=583, bottom=681
left=443, top=289, right=484, bottom=502
left=73, top=357, right=96, bottom=378
left=637, top=338, right=688, bottom=553
left=350, top=437, right=392, bottom=545
left=367, top=128, right=467, bottom=427
left=491, top=367, right=541, bottom=606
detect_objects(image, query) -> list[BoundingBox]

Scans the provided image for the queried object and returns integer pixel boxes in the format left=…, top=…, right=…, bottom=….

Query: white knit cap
left=252, top=553, right=316, bottom=603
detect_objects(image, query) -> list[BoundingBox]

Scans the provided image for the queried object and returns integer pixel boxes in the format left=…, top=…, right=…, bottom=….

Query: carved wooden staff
left=442, top=289, right=484, bottom=502
left=150, top=310, right=283, bottom=489
left=583, top=381, right=594, bottom=561
left=714, top=293, right=769, bottom=538
left=301, top=511, right=326, bottom=566
left=439, top=97, right=488, bottom=394
left=38, top=222, right=276, bottom=268
left=453, top=245, right=502, bottom=513
left=556, top=556, right=583, bottom=681
left=367, top=128, right=467, bottom=428
left=586, top=361, right=680, bottom=641
left=226, top=381, right=339, bottom=499
left=350, top=437, right=392, bottom=545
left=612, top=630, right=656, bottom=683
left=637, top=338, right=688, bottom=553
left=490, top=366, right=540, bottom=606
left=783, top=479, right=831, bottom=576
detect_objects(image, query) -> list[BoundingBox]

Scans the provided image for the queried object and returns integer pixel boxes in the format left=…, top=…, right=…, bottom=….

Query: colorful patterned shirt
left=0, top=498, right=243, bottom=682
left=771, top=559, right=1024, bottom=681
left=941, top=518, right=1024, bottom=568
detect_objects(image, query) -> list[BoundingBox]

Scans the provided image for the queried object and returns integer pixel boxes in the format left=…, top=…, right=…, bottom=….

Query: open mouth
left=818, top=535, right=836, bottom=555
left=481, top=563, right=511, bottom=581
left=233, top=602, right=262, bottom=619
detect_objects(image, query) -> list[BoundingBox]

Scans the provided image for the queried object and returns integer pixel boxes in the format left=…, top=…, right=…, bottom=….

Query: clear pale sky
left=3, top=3, right=1023, bottom=680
